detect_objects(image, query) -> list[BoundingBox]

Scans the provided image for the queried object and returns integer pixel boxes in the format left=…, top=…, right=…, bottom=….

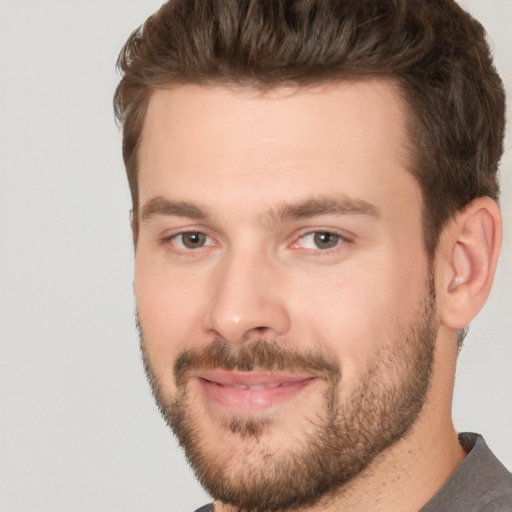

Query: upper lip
left=194, top=370, right=315, bottom=389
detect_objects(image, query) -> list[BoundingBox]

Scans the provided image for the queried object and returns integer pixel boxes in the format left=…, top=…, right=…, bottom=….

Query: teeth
left=227, top=383, right=282, bottom=390
left=261, top=382, right=281, bottom=389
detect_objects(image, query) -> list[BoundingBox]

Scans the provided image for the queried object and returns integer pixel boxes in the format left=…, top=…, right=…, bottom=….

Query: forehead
left=137, top=80, right=420, bottom=220
left=140, top=80, right=409, bottom=159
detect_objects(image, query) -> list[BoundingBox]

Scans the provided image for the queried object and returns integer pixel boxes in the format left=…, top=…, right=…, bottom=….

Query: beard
left=139, top=281, right=437, bottom=512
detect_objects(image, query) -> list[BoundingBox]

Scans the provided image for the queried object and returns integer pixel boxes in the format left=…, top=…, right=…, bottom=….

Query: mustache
left=174, top=339, right=341, bottom=387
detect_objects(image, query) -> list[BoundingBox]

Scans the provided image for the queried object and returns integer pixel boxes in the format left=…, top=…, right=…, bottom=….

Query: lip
left=194, top=370, right=316, bottom=412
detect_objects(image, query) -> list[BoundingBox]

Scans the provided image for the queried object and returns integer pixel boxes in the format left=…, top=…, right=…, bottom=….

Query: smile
left=194, top=370, right=316, bottom=412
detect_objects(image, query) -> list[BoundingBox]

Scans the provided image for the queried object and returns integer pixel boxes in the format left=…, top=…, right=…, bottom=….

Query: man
left=114, top=0, right=511, bottom=510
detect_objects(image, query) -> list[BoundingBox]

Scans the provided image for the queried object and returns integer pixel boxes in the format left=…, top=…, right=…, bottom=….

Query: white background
left=0, top=1, right=510, bottom=511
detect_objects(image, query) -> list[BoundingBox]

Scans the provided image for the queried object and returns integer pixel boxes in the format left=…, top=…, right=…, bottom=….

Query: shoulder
left=421, top=433, right=512, bottom=512
left=193, top=505, right=213, bottom=512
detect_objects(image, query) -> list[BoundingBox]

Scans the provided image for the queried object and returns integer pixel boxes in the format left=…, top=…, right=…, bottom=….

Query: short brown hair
left=114, top=0, right=506, bottom=255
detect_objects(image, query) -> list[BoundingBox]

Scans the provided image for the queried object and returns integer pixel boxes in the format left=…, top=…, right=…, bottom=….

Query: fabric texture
left=419, top=433, right=511, bottom=511
left=194, top=433, right=511, bottom=512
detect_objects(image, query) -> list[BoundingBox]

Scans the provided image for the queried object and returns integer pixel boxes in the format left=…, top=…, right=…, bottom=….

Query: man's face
left=135, top=81, right=438, bottom=510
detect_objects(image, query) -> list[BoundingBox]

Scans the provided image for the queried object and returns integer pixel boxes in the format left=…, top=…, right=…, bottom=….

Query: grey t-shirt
left=419, top=433, right=511, bottom=511
left=194, top=433, right=512, bottom=512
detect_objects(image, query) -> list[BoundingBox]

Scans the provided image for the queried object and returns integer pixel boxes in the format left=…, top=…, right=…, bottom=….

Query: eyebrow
left=267, top=196, right=380, bottom=223
left=139, top=195, right=379, bottom=224
left=139, top=196, right=208, bottom=222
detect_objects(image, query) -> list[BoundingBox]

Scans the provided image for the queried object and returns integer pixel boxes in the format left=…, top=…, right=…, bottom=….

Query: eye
left=171, top=231, right=214, bottom=249
left=298, top=231, right=344, bottom=250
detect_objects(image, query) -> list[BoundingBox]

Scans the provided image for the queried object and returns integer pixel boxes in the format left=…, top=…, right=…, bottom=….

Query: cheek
left=134, top=254, right=210, bottom=366
left=289, top=274, right=386, bottom=369
left=286, top=251, right=429, bottom=379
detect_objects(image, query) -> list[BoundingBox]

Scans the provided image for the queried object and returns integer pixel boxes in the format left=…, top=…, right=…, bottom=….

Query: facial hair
left=139, top=282, right=437, bottom=512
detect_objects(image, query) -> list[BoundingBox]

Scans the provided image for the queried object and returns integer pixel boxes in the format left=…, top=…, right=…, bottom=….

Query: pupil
left=314, top=232, right=338, bottom=249
left=183, top=232, right=205, bottom=248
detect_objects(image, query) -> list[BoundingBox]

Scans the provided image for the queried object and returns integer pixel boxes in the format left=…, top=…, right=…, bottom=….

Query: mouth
left=193, top=370, right=316, bottom=412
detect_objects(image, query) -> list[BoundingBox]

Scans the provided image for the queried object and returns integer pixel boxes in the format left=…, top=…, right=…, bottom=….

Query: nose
left=202, top=249, right=291, bottom=344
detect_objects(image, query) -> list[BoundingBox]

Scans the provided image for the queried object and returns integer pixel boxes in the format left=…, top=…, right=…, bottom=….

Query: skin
left=134, top=80, right=499, bottom=511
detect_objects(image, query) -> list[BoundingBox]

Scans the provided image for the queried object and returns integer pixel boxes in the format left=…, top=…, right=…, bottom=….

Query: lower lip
left=196, top=377, right=315, bottom=412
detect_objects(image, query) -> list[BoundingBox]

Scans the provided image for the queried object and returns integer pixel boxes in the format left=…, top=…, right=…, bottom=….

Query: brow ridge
left=139, top=196, right=208, bottom=222
left=267, top=196, right=379, bottom=224
left=139, top=195, right=379, bottom=225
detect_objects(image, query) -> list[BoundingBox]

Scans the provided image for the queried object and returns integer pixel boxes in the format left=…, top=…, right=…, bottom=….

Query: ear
left=436, top=197, right=502, bottom=330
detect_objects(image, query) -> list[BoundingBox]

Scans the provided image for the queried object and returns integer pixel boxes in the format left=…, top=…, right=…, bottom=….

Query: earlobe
left=438, top=197, right=502, bottom=330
